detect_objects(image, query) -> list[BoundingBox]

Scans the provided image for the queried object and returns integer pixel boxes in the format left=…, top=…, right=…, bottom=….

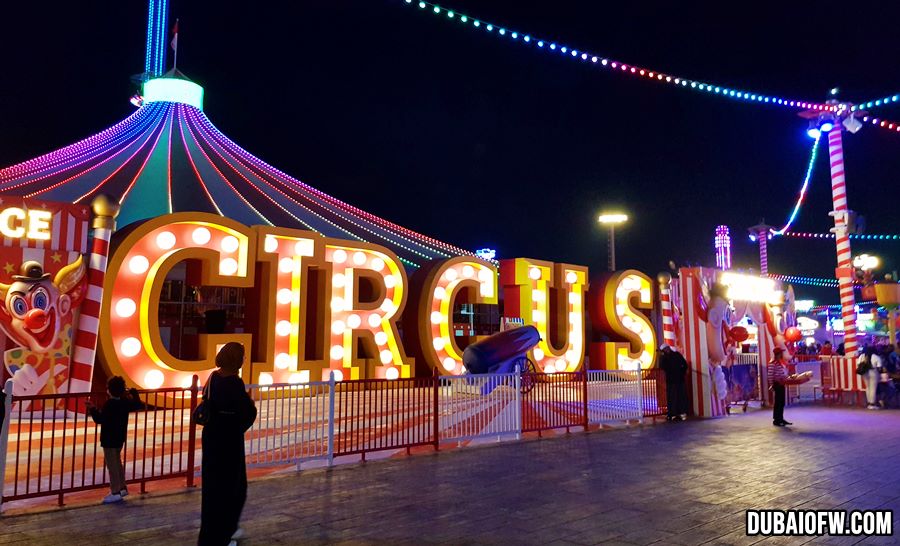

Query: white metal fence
left=585, top=370, right=643, bottom=423
left=246, top=381, right=332, bottom=468
left=241, top=369, right=648, bottom=469
left=438, top=372, right=521, bottom=443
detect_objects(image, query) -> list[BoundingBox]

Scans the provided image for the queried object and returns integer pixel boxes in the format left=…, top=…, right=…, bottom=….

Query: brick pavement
left=2, top=405, right=899, bottom=545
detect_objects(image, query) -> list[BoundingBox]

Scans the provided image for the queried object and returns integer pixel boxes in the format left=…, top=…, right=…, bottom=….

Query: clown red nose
left=24, top=308, right=48, bottom=330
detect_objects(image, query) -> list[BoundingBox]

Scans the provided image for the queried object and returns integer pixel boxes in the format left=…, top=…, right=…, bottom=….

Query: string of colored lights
left=852, top=94, right=900, bottom=112
left=772, top=133, right=820, bottom=236
left=144, top=0, right=169, bottom=77
left=809, top=301, right=877, bottom=313
left=860, top=115, right=900, bottom=134
left=782, top=232, right=900, bottom=241
left=767, top=274, right=841, bottom=288
left=402, top=1, right=834, bottom=112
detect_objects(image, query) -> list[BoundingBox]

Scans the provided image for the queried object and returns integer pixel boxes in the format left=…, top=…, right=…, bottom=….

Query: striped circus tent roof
left=0, top=77, right=474, bottom=267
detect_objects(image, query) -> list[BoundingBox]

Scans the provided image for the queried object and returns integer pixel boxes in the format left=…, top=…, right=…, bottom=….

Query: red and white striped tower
left=657, top=272, right=676, bottom=347
left=66, top=195, right=120, bottom=393
left=826, top=126, right=858, bottom=356
left=748, top=223, right=772, bottom=276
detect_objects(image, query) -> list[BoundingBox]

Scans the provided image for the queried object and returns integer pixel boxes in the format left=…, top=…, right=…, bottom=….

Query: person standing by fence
left=86, top=376, right=143, bottom=503
left=198, top=342, right=257, bottom=546
left=659, top=344, right=688, bottom=421
left=767, top=348, right=791, bottom=427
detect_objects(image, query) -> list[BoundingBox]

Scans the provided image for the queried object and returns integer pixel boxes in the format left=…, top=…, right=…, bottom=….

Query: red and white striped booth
left=827, top=356, right=866, bottom=402
left=673, top=268, right=787, bottom=417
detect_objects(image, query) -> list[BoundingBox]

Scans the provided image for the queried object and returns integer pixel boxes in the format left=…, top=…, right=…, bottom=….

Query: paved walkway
left=2, top=405, right=899, bottom=545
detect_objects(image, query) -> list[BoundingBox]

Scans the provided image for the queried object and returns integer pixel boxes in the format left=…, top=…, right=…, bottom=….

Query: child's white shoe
left=119, top=488, right=129, bottom=497
left=102, top=493, right=123, bottom=504
left=231, top=528, right=245, bottom=539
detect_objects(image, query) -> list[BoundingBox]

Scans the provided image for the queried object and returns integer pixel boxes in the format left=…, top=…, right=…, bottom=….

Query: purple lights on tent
left=0, top=91, right=480, bottom=267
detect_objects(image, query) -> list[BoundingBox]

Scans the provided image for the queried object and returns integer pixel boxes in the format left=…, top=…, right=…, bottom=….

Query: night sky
left=2, top=1, right=900, bottom=304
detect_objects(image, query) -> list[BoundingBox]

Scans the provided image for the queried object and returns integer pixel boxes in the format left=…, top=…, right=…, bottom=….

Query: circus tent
left=0, top=73, right=475, bottom=267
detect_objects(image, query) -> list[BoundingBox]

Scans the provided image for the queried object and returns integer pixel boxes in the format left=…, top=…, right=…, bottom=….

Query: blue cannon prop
left=462, top=325, right=540, bottom=394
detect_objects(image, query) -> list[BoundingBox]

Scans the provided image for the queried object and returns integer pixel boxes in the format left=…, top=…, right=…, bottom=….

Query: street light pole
left=608, top=224, right=616, bottom=271
left=598, top=213, right=628, bottom=272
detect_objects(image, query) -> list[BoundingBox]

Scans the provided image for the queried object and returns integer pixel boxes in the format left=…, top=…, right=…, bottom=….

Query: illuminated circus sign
left=94, top=212, right=659, bottom=392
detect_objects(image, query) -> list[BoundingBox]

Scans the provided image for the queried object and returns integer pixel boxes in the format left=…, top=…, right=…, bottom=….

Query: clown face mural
left=0, top=258, right=87, bottom=396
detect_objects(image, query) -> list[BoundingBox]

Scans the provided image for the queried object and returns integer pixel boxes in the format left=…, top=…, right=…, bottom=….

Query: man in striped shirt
left=768, top=347, right=791, bottom=427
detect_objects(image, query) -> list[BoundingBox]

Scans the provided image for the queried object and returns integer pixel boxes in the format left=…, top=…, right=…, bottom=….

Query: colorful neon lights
left=144, top=0, right=169, bottom=78
left=781, top=232, right=900, bottom=241
left=402, top=1, right=833, bottom=112
left=714, top=225, right=731, bottom=270
left=852, top=94, right=900, bottom=112
left=766, top=274, right=840, bottom=288
left=142, top=78, right=204, bottom=110
left=772, top=133, right=820, bottom=236
left=860, top=115, right=900, bottom=134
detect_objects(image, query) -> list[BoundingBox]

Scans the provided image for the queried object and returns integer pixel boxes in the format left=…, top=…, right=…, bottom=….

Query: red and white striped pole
left=826, top=126, right=858, bottom=357
left=67, top=195, right=120, bottom=394
left=657, top=272, right=676, bottom=347
left=748, top=223, right=772, bottom=277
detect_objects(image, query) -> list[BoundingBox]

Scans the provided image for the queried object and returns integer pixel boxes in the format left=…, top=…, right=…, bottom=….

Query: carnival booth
left=666, top=267, right=794, bottom=417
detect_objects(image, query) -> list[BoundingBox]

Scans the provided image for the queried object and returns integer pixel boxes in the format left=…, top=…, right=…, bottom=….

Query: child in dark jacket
left=86, top=376, right=143, bottom=504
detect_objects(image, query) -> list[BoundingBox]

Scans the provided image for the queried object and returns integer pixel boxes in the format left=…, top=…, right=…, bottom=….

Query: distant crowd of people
left=857, top=341, right=900, bottom=410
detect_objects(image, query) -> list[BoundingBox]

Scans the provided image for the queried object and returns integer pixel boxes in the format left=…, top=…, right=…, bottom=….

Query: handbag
left=856, top=358, right=872, bottom=376
left=192, top=379, right=215, bottom=426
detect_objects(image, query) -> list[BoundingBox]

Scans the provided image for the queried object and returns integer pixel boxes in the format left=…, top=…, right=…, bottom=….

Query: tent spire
left=144, top=0, right=169, bottom=79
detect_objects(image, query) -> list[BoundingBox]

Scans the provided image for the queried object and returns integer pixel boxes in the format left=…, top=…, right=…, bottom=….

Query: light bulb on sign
left=220, top=236, right=239, bottom=253
left=275, top=353, right=292, bottom=369
left=121, top=337, right=142, bottom=357
left=129, top=255, right=150, bottom=275
left=331, top=320, right=346, bottom=335
left=219, top=258, right=239, bottom=276
left=276, top=321, right=292, bottom=337
left=277, top=289, right=293, bottom=305
left=156, top=231, right=176, bottom=250
left=144, top=370, right=165, bottom=389
left=115, top=298, right=137, bottom=318
left=192, top=227, right=211, bottom=245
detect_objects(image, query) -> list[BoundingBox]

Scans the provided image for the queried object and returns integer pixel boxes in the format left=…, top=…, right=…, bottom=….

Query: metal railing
left=439, top=372, right=521, bottom=443
left=1, top=379, right=197, bottom=509
left=3, top=367, right=667, bottom=510
left=639, top=368, right=668, bottom=417
left=586, top=370, right=643, bottom=423
left=332, top=376, right=437, bottom=460
left=521, top=372, right=587, bottom=432
left=246, top=381, right=331, bottom=467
